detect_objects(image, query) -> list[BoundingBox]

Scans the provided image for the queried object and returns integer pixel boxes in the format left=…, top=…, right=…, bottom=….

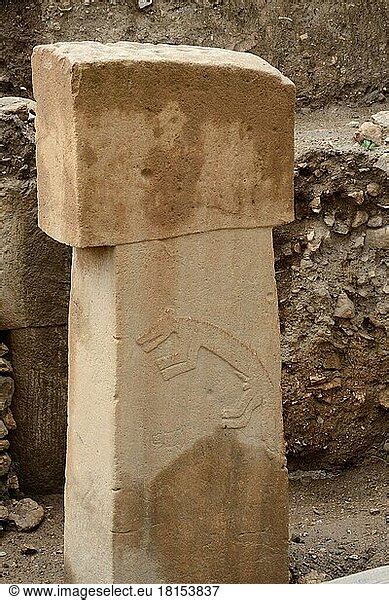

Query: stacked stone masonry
left=0, top=96, right=71, bottom=494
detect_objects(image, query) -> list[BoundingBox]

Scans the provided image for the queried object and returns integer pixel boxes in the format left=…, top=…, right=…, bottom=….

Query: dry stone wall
left=1, top=97, right=71, bottom=494
left=275, top=145, right=388, bottom=468
left=0, top=341, right=18, bottom=501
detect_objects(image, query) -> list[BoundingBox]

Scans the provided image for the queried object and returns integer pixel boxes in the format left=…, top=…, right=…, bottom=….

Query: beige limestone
left=66, top=230, right=288, bottom=583
left=33, top=42, right=294, bottom=583
left=32, top=42, right=294, bottom=247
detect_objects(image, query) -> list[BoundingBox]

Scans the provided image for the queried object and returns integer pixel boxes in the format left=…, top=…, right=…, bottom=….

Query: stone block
left=0, top=96, right=71, bottom=330
left=32, top=42, right=294, bottom=247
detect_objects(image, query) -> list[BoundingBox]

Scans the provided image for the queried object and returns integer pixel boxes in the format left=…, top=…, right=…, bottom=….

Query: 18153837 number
left=158, top=586, right=220, bottom=597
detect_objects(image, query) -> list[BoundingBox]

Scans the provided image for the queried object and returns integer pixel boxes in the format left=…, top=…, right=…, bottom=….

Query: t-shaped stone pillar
left=32, top=42, right=295, bottom=584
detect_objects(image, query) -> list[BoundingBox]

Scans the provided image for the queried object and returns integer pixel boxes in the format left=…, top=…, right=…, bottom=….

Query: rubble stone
left=0, top=421, right=8, bottom=439
left=355, top=121, right=382, bottom=146
left=0, top=377, right=14, bottom=412
left=367, top=215, right=383, bottom=228
left=0, top=453, right=12, bottom=477
left=8, top=498, right=45, bottom=531
left=371, top=111, right=389, bottom=129
left=334, top=292, right=355, bottom=319
left=365, top=227, right=389, bottom=249
left=1, top=97, right=71, bottom=330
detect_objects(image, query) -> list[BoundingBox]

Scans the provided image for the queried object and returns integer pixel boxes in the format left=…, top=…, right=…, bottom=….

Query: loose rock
left=366, top=182, right=380, bottom=197
left=371, top=111, right=389, bottom=129
left=0, top=452, right=12, bottom=476
left=365, top=227, right=389, bottom=249
left=351, top=210, right=368, bottom=228
left=355, top=121, right=382, bottom=146
left=348, top=190, right=364, bottom=204
left=298, top=570, right=328, bottom=584
left=334, top=292, right=355, bottom=319
left=8, top=498, right=45, bottom=531
left=367, top=215, right=383, bottom=228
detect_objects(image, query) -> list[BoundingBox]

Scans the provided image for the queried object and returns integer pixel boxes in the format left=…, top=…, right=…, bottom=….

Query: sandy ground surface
left=1, top=457, right=387, bottom=584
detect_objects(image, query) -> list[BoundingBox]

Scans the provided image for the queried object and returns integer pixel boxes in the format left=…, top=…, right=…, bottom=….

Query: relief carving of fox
left=136, top=309, right=274, bottom=429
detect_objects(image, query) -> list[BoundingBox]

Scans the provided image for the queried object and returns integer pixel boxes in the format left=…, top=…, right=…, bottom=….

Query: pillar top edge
left=33, top=41, right=294, bottom=87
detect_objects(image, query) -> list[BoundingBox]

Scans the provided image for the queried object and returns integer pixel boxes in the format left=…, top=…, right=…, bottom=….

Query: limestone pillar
left=32, top=42, right=295, bottom=584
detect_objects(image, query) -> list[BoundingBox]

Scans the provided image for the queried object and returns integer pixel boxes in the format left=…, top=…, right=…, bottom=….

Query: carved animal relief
left=137, top=309, right=273, bottom=428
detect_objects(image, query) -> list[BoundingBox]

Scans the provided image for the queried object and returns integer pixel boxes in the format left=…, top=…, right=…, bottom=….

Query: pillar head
left=32, top=42, right=294, bottom=248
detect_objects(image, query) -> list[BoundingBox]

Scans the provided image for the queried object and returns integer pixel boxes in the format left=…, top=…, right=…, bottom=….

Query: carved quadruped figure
left=137, top=309, right=274, bottom=429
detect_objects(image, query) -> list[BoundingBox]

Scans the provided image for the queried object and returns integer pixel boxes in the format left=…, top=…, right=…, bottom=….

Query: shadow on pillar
left=148, top=430, right=288, bottom=583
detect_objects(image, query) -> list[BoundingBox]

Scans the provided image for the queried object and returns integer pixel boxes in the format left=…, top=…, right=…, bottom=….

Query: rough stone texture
left=8, top=498, right=45, bottom=531
left=33, top=44, right=293, bottom=583
left=8, top=326, right=68, bottom=494
left=275, top=119, right=389, bottom=469
left=0, top=341, right=16, bottom=501
left=0, top=97, right=71, bottom=330
left=32, top=42, right=294, bottom=247
left=2, top=1, right=388, bottom=108
left=1, top=97, right=70, bottom=494
left=66, top=235, right=288, bottom=583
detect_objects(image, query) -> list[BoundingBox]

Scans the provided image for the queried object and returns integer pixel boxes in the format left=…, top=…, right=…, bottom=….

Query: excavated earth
left=279, top=105, right=389, bottom=469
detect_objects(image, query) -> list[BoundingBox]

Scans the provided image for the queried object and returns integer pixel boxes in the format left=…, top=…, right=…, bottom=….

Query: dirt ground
left=1, top=457, right=388, bottom=584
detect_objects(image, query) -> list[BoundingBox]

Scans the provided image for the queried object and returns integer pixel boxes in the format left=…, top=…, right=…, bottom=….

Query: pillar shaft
left=66, top=229, right=288, bottom=582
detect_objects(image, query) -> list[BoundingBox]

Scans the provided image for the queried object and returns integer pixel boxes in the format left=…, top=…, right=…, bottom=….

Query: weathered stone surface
left=32, top=42, right=294, bottom=247
left=0, top=377, right=14, bottom=412
left=371, top=111, right=389, bottom=129
left=0, top=421, right=7, bottom=439
left=34, top=43, right=293, bottom=583
left=333, top=292, right=355, bottom=319
left=0, top=96, right=71, bottom=329
left=65, top=234, right=289, bottom=583
left=355, top=121, right=383, bottom=146
left=0, top=453, right=12, bottom=477
left=365, top=227, right=389, bottom=249
left=8, top=498, right=44, bottom=531
left=8, top=326, right=68, bottom=494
